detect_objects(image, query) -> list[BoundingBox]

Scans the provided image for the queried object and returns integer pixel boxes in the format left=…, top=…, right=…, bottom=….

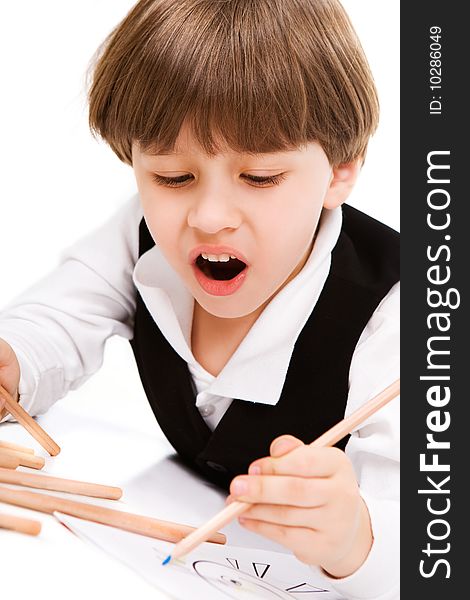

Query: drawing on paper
left=152, top=548, right=328, bottom=598
left=55, top=513, right=345, bottom=600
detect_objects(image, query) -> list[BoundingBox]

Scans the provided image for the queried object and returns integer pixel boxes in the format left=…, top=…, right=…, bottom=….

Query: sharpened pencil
left=163, top=379, right=400, bottom=564
left=0, top=467, right=123, bottom=500
left=0, top=440, right=35, bottom=454
left=0, top=511, right=42, bottom=536
left=0, top=384, right=60, bottom=456
left=0, top=485, right=227, bottom=544
left=0, top=450, right=21, bottom=470
left=0, top=449, right=45, bottom=470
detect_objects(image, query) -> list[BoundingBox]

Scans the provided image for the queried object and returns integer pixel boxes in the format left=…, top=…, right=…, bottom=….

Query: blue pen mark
left=162, top=555, right=172, bottom=566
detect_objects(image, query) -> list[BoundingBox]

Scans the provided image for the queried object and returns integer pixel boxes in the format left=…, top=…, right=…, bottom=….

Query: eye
left=242, top=173, right=287, bottom=187
left=152, top=173, right=192, bottom=187
left=151, top=172, right=287, bottom=188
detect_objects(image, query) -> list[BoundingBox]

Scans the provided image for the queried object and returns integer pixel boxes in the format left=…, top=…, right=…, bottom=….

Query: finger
left=0, top=339, right=13, bottom=363
left=249, top=446, right=347, bottom=478
left=241, top=502, right=324, bottom=528
left=230, top=474, right=329, bottom=507
left=246, top=435, right=304, bottom=477
left=270, top=435, right=305, bottom=457
left=237, top=518, right=319, bottom=563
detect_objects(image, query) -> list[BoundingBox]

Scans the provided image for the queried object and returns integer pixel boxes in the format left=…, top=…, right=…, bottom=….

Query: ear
left=323, top=159, right=362, bottom=210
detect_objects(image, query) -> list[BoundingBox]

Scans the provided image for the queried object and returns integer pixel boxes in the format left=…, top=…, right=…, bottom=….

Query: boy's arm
left=319, top=281, right=400, bottom=600
left=0, top=195, right=143, bottom=422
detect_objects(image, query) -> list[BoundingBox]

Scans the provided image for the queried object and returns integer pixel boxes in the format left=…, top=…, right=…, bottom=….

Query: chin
left=196, top=295, right=260, bottom=320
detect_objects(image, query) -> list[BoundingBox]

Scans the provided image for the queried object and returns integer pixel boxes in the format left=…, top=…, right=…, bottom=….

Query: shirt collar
left=133, top=207, right=343, bottom=405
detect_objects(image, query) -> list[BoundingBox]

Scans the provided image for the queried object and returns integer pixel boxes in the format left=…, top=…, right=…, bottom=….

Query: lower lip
left=192, top=264, right=248, bottom=296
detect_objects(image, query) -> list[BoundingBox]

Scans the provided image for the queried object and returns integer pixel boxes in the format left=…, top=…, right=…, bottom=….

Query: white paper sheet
left=54, top=512, right=345, bottom=599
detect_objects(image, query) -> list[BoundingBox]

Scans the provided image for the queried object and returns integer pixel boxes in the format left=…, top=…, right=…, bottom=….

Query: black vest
left=130, top=205, right=399, bottom=490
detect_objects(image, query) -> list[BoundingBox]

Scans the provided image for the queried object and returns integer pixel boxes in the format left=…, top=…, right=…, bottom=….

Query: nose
left=187, top=188, right=242, bottom=234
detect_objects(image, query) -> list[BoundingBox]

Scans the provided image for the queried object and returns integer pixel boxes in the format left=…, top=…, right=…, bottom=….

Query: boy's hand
left=227, top=435, right=373, bottom=578
left=0, top=338, right=21, bottom=419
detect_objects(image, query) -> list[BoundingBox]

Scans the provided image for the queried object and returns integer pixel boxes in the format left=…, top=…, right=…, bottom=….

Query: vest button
left=206, top=461, right=228, bottom=473
left=199, top=404, right=215, bottom=417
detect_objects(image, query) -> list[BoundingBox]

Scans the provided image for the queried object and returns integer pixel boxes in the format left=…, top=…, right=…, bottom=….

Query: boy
left=0, top=1, right=399, bottom=598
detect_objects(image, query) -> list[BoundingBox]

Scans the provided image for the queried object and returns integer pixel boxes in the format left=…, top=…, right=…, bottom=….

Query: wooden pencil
left=0, top=440, right=35, bottom=454
left=164, top=379, right=400, bottom=564
left=0, top=384, right=60, bottom=456
left=0, top=511, right=42, bottom=536
left=0, top=450, right=21, bottom=470
left=0, top=467, right=122, bottom=500
left=0, top=449, right=45, bottom=470
left=0, top=485, right=227, bottom=545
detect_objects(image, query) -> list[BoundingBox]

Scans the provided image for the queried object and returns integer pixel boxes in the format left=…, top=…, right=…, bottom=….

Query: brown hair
left=87, top=0, right=379, bottom=166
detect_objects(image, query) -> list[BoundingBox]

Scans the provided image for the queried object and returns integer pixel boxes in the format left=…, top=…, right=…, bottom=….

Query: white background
left=0, top=0, right=399, bottom=400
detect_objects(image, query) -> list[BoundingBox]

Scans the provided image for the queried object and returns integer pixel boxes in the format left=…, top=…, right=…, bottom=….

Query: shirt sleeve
left=314, top=281, right=400, bottom=600
left=0, top=194, right=143, bottom=421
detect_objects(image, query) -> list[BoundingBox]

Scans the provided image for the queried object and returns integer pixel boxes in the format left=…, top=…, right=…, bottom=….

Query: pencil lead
left=162, top=555, right=172, bottom=566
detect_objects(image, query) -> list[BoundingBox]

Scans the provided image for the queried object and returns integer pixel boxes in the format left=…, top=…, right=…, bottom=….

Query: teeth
left=200, top=252, right=233, bottom=262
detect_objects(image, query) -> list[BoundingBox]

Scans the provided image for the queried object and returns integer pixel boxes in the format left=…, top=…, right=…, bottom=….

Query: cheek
left=258, top=210, right=320, bottom=291
left=258, top=196, right=321, bottom=253
left=149, top=227, right=189, bottom=282
left=142, top=201, right=186, bottom=258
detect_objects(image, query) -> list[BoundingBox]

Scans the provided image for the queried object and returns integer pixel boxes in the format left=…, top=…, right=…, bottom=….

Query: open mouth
left=195, top=255, right=247, bottom=281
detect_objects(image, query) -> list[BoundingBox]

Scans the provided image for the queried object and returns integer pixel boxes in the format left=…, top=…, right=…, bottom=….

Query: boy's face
left=132, top=124, right=347, bottom=320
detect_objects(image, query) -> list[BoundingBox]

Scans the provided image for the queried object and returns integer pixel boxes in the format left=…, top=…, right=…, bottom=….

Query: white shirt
left=0, top=194, right=399, bottom=600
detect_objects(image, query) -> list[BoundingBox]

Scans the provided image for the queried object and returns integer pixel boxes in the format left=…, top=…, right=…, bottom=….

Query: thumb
left=270, top=434, right=305, bottom=457
left=0, top=338, right=21, bottom=400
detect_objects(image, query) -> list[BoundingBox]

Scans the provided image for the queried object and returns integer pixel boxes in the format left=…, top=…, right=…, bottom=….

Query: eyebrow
left=150, top=149, right=296, bottom=158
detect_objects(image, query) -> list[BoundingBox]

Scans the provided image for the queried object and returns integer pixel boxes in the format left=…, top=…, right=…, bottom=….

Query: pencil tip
left=162, top=555, right=171, bottom=566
